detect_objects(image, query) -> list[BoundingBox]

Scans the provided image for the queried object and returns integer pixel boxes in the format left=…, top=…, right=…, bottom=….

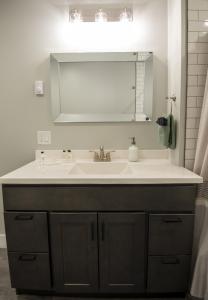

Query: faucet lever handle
left=106, top=150, right=115, bottom=155
left=89, top=150, right=99, bottom=161
left=105, top=150, right=115, bottom=162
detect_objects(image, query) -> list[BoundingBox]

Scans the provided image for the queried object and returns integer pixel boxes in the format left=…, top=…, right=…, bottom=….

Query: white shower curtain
left=191, top=71, right=208, bottom=299
left=194, top=72, right=208, bottom=180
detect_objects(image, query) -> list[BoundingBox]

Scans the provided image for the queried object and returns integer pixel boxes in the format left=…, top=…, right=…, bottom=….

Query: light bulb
left=119, top=8, right=132, bottom=23
left=95, top=9, right=108, bottom=23
left=69, top=9, right=83, bottom=23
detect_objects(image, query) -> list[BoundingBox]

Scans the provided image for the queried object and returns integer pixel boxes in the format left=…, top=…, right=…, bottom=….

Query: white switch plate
left=37, top=131, right=51, bottom=145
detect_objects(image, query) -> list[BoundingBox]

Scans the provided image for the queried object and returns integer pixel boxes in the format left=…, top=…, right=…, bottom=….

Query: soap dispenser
left=128, top=137, right=138, bottom=162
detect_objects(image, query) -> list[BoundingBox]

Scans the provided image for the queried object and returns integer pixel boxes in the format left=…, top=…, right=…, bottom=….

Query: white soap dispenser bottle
left=128, top=137, right=138, bottom=162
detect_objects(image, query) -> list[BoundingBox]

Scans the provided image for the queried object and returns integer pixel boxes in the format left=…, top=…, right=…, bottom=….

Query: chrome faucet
left=90, top=146, right=115, bottom=162
left=99, top=146, right=105, bottom=161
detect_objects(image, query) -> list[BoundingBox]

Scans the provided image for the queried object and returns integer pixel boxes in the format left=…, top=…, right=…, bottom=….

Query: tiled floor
left=0, top=248, right=187, bottom=300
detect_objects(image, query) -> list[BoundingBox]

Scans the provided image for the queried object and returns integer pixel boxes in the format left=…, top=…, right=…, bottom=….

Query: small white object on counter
left=128, top=137, right=138, bottom=162
left=40, top=151, right=46, bottom=166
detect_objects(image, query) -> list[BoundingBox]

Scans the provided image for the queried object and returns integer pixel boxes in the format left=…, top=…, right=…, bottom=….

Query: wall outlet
left=37, top=131, right=51, bottom=145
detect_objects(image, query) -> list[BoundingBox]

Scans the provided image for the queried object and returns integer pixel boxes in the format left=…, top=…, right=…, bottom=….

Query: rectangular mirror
left=50, top=52, right=153, bottom=123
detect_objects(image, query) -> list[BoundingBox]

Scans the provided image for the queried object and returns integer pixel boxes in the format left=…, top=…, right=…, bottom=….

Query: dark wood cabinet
left=50, top=212, right=146, bottom=293
left=50, top=213, right=98, bottom=293
left=2, top=184, right=197, bottom=296
left=147, top=213, right=194, bottom=293
left=4, top=211, right=51, bottom=291
left=99, top=213, right=146, bottom=293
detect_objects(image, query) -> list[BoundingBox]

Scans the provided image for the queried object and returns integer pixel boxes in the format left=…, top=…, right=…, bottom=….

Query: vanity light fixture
left=69, top=9, right=83, bottom=23
left=69, top=7, right=133, bottom=23
left=95, top=8, right=108, bottom=22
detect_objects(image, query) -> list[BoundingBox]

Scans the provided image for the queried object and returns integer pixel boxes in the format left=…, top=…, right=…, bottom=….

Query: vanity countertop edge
left=0, top=159, right=203, bottom=185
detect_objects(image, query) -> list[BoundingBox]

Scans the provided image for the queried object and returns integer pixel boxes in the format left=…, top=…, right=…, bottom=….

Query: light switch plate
left=34, top=80, right=44, bottom=95
left=37, top=131, right=51, bottom=145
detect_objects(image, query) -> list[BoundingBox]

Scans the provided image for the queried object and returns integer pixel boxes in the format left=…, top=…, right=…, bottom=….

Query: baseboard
left=0, top=234, right=6, bottom=248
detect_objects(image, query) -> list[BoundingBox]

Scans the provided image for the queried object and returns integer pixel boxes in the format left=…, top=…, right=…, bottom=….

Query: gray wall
left=0, top=0, right=168, bottom=234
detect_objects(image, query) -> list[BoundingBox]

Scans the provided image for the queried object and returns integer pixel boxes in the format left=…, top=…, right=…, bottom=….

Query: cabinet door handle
left=162, top=217, right=182, bottom=223
left=101, top=222, right=105, bottom=241
left=19, top=254, right=37, bottom=262
left=91, top=222, right=95, bottom=241
left=161, top=257, right=180, bottom=265
left=15, top=214, right=34, bottom=221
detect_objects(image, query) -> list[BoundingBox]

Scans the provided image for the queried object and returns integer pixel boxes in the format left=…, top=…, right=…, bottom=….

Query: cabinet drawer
left=4, top=212, right=49, bottom=252
left=147, top=255, right=191, bottom=293
left=149, top=214, right=194, bottom=255
left=8, top=252, right=51, bottom=290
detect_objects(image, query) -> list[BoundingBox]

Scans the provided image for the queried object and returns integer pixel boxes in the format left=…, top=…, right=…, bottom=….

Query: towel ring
left=166, top=96, right=176, bottom=114
left=165, top=96, right=176, bottom=102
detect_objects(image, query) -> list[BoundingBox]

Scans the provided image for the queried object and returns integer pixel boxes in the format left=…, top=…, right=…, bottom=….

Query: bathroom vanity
left=0, top=151, right=203, bottom=297
left=0, top=0, right=194, bottom=296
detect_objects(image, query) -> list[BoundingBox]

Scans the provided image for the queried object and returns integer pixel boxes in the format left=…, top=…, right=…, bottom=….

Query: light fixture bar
left=69, top=7, right=133, bottom=23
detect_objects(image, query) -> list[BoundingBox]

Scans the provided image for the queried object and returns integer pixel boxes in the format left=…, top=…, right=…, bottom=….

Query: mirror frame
left=50, top=52, right=153, bottom=123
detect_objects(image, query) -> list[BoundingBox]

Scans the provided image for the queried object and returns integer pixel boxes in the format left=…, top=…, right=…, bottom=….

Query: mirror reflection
left=50, top=52, right=153, bottom=123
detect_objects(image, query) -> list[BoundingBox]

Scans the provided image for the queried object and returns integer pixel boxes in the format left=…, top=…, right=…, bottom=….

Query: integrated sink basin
left=68, top=162, right=133, bottom=175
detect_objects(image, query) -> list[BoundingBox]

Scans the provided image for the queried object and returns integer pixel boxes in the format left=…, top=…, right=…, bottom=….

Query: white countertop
left=0, top=158, right=203, bottom=185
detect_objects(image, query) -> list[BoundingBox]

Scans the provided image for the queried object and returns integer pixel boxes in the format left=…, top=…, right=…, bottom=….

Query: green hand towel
left=158, top=114, right=176, bottom=149
left=159, top=125, right=169, bottom=147
left=168, top=114, right=176, bottom=150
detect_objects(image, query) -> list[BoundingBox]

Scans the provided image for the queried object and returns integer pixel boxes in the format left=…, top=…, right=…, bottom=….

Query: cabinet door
left=50, top=213, right=98, bottom=293
left=99, top=213, right=146, bottom=293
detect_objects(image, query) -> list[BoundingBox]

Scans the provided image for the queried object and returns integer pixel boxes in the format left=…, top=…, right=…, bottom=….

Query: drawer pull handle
left=162, top=217, right=182, bottom=223
left=19, top=254, right=37, bottom=261
left=161, top=257, right=180, bottom=265
left=15, top=215, right=34, bottom=221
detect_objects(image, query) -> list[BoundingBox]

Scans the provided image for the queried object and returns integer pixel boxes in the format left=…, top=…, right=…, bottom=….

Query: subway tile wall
left=185, top=0, right=208, bottom=170
left=136, top=62, right=145, bottom=114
